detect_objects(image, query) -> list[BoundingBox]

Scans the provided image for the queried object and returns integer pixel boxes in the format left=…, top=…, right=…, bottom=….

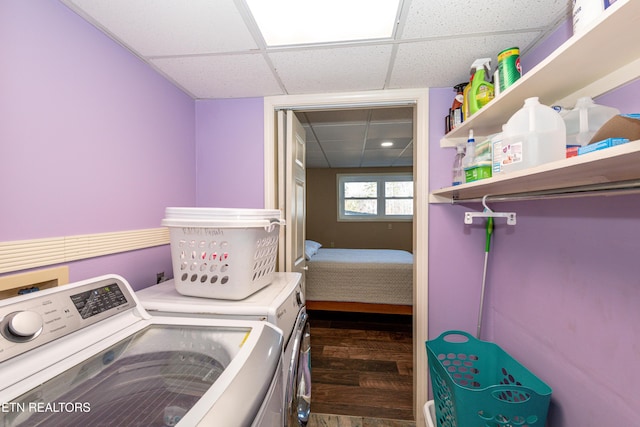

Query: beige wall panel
left=306, top=167, right=413, bottom=252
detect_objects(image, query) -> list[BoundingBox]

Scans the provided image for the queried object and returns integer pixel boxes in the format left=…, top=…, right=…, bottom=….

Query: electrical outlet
left=156, top=272, right=166, bottom=284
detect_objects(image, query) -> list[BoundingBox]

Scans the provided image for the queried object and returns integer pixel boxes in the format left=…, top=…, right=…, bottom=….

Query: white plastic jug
left=572, top=0, right=615, bottom=34
left=501, top=97, right=566, bottom=173
left=563, top=96, right=620, bottom=146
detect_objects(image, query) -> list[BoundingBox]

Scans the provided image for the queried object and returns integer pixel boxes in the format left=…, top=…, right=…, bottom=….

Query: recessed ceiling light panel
left=245, top=0, right=401, bottom=47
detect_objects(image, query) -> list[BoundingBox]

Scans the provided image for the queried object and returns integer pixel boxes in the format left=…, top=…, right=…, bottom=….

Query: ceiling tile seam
left=385, top=0, right=409, bottom=89
left=303, top=114, right=332, bottom=168
left=358, top=111, right=374, bottom=168
left=393, top=140, right=413, bottom=167
left=143, top=26, right=551, bottom=61
left=146, top=50, right=267, bottom=60
left=261, top=51, right=288, bottom=95
left=397, top=27, right=551, bottom=44
left=233, top=0, right=269, bottom=49
left=384, top=43, right=400, bottom=90
left=392, top=0, right=412, bottom=41
left=394, top=0, right=413, bottom=40
left=147, top=63, right=198, bottom=99
left=521, top=13, right=573, bottom=57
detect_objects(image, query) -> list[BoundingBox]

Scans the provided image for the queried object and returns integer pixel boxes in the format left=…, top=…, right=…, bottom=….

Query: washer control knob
left=295, top=290, right=304, bottom=306
left=7, top=311, right=43, bottom=340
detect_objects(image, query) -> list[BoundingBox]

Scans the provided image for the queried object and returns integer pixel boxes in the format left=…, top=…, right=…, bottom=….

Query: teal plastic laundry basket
left=426, top=331, right=552, bottom=427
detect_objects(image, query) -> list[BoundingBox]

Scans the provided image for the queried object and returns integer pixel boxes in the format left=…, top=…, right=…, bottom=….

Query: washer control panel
left=0, top=276, right=136, bottom=363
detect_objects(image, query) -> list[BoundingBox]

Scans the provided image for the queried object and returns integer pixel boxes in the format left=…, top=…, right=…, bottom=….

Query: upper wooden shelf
left=441, top=0, right=640, bottom=147
left=430, top=140, right=640, bottom=203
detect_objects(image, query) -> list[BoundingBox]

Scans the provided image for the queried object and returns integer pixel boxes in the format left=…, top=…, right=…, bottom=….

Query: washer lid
left=137, top=273, right=301, bottom=317
left=0, top=275, right=284, bottom=427
left=1, top=320, right=282, bottom=427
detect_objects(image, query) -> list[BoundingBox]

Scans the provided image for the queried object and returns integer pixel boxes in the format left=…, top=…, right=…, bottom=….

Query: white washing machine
left=0, top=275, right=283, bottom=427
left=136, top=272, right=310, bottom=427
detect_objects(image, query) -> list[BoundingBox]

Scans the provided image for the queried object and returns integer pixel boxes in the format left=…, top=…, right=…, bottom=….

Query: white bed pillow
left=305, top=240, right=322, bottom=260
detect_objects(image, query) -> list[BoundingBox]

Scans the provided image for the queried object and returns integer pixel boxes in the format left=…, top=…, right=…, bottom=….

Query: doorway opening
left=300, top=105, right=415, bottom=418
left=263, top=89, right=430, bottom=425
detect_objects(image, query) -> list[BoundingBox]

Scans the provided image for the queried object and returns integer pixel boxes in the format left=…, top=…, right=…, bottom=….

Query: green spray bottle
left=468, top=58, right=495, bottom=117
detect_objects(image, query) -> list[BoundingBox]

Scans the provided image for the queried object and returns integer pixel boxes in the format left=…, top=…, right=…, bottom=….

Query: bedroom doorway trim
left=263, top=88, right=429, bottom=425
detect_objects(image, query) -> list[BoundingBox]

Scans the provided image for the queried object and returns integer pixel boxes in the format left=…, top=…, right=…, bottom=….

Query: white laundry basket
left=162, top=207, right=284, bottom=300
left=424, top=400, right=436, bottom=427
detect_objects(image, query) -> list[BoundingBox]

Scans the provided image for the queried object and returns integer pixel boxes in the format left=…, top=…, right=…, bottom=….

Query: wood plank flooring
left=308, top=310, right=414, bottom=422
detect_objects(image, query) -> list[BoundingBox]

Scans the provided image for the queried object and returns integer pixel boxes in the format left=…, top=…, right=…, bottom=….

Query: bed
left=304, top=241, right=413, bottom=315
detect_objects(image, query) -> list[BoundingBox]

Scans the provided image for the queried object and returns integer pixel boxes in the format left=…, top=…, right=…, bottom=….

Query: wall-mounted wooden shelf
left=430, top=140, right=640, bottom=203
left=440, top=0, right=640, bottom=148
left=432, top=0, right=640, bottom=204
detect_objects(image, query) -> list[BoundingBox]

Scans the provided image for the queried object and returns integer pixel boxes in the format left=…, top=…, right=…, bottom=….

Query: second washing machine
left=136, top=272, right=310, bottom=427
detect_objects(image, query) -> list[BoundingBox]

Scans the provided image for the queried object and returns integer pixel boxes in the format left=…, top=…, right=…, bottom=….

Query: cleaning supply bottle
left=468, top=58, right=495, bottom=117
left=462, top=80, right=472, bottom=121
left=501, top=97, right=566, bottom=173
left=451, top=83, right=467, bottom=128
left=451, top=144, right=465, bottom=186
left=462, top=130, right=476, bottom=183
left=563, top=96, right=620, bottom=146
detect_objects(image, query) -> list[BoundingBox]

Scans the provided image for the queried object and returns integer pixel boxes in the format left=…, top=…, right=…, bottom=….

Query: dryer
left=137, top=272, right=310, bottom=427
left=0, top=274, right=283, bottom=426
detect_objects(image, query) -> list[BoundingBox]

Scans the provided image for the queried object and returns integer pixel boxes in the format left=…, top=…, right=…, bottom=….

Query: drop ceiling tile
left=362, top=149, right=404, bottom=167
left=151, top=54, right=283, bottom=99
left=65, top=0, right=258, bottom=56
left=318, top=139, right=364, bottom=152
left=306, top=151, right=329, bottom=168
left=367, top=122, right=413, bottom=140
left=370, top=107, right=413, bottom=122
left=303, top=129, right=318, bottom=144
left=311, top=123, right=366, bottom=142
left=366, top=138, right=413, bottom=152
left=393, top=157, right=413, bottom=167
left=401, top=0, right=569, bottom=39
left=389, top=32, right=542, bottom=89
left=302, top=109, right=370, bottom=125
left=268, top=45, right=394, bottom=94
left=305, top=138, right=322, bottom=151
left=325, top=151, right=364, bottom=168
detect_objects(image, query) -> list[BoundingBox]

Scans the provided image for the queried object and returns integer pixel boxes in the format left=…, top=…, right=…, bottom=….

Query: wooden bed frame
left=306, top=300, right=412, bottom=315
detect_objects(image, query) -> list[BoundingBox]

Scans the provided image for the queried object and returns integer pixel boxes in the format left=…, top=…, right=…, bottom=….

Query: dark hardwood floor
left=308, top=310, right=414, bottom=421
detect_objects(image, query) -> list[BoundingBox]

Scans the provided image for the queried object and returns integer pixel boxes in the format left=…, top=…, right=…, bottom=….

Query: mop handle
left=477, top=217, right=494, bottom=339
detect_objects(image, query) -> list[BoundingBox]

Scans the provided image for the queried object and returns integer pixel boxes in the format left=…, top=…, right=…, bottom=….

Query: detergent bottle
left=467, top=58, right=495, bottom=117
left=462, top=80, right=472, bottom=121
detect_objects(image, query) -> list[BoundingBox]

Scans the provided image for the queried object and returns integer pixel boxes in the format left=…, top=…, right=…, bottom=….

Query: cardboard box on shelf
left=588, top=114, right=640, bottom=144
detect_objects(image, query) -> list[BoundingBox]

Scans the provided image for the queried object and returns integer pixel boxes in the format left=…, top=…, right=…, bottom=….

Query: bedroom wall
left=0, top=1, right=196, bottom=289
left=306, top=167, right=413, bottom=252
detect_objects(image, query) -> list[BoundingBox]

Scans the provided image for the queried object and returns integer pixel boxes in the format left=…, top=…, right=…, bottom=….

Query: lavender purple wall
left=2, top=2, right=638, bottom=424
left=429, top=22, right=640, bottom=427
left=195, top=98, right=264, bottom=208
left=428, top=87, right=486, bottom=335
left=0, top=1, right=196, bottom=289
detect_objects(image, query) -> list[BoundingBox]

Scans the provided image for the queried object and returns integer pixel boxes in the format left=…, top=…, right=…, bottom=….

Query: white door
left=282, top=110, right=306, bottom=279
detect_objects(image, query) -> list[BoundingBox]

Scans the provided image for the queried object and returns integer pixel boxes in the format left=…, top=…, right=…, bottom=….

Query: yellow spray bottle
left=467, top=58, right=495, bottom=117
